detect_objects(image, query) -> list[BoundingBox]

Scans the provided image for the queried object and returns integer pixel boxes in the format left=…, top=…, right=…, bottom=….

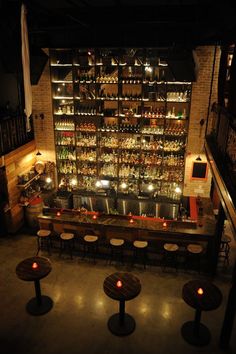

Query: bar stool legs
left=59, top=232, right=75, bottom=259
left=109, top=238, right=125, bottom=265
left=132, top=241, right=148, bottom=269
left=36, top=230, right=52, bottom=256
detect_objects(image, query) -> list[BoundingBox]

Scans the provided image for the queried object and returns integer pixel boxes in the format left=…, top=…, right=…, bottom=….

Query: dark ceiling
left=1, top=0, right=236, bottom=49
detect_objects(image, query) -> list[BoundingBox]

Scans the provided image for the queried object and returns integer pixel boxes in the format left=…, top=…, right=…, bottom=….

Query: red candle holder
left=163, top=222, right=167, bottom=228
left=32, top=262, right=39, bottom=269
left=116, top=280, right=123, bottom=288
left=197, top=287, right=204, bottom=296
left=56, top=211, right=61, bottom=217
left=92, top=214, right=97, bottom=220
left=129, top=218, right=134, bottom=224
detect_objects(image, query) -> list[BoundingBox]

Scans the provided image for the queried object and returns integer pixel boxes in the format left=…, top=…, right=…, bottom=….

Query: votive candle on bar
left=116, top=280, right=123, bottom=288
left=32, top=262, right=39, bottom=269
left=56, top=211, right=61, bottom=217
left=197, top=287, right=204, bottom=296
left=129, top=218, right=134, bottom=224
left=92, top=214, right=97, bottom=220
left=163, top=221, right=167, bottom=228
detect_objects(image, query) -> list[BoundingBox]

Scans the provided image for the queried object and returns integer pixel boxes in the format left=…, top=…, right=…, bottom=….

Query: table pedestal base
left=181, top=321, right=211, bottom=346
left=26, top=295, right=53, bottom=316
left=108, top=313, right=135, bottom=336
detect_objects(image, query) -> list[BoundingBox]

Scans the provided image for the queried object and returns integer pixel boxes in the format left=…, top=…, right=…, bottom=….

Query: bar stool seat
left=36, top=229, right=52, bottom=255
left=164, top=243, right=179, bottom=252
left=84, top=235, right=98, bottom=243
left=60, top=232, right=75, bottom=259
left=133, top=240, right=148, bottom=268
left=109, top=238, right=124, bottom=265
left=187, top=244, right=203, bottom=254
left=162, top=243, right=179, bottom=271
left=37, top=230, right=51, bottom=237
left=83, top=235, right=99, bottom=262
left=133, top=240, right=148, bottom=249
left=110, top=238, right=124, bottom=247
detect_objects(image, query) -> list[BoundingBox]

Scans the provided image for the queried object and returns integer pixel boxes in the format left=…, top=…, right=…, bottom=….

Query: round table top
left=103, top=272, right=141, bottom=301
left=182, top=279, right=222, bottom=311
left=16, top=256, right=52, bottom=282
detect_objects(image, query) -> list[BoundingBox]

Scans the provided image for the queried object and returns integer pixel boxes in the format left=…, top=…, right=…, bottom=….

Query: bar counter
left=38, top=198, right=216, bottom=247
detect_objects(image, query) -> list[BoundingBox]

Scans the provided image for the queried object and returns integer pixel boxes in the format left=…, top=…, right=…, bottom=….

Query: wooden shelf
left=17, top=174, right=40, bottom=189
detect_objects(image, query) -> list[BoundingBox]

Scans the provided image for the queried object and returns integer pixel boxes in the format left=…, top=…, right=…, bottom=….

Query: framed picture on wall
left=191, top=161, right=208, bottom=180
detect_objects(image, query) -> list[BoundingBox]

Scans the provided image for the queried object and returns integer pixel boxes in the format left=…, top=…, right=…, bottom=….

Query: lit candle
left=116, top=280, right=123, bottom=288
left=163, top=222, right=167, bottom=228
left=197, top=287, right=204, bottom=296
left=32, top=262, right=39, bottom=269
left=56, top=211, right=61, bottom=217
left=129, top=218, right=134, bottom=224
left=92, top=214, right=97, bottom=220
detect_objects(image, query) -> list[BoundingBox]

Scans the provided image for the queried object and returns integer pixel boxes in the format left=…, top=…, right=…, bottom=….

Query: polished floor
left=1, top=229, right=236, bottom=354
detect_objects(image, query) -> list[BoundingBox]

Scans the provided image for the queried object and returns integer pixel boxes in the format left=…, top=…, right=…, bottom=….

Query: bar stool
left=162, top=243, right=179, bottom=271
left=219, top=234, right=231, bottom=265
left=109, top=238, right=124, bottom=265
left=36, top=229, right=52, bottom=255
left=132, top=240, right=148, bottom=268
left=186, top=243, right=203, bottom=272
left=83, top=235, right=99, bottom=262
left=59, top=231, right=75, bottom=259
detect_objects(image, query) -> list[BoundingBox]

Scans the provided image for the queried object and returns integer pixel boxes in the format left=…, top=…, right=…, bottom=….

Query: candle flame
left=32, top=262, right=38, bottom=269
left=197, top=287, right=204, bottom=295
left=93, top=215, right=97, bottom=220
left=163, top=222, right=167, bottom=227
left=116, top=280, right=123, bottom=288
left=129, top=218, right=134, bottom=224
left=56, top=211, right=61, bottom=217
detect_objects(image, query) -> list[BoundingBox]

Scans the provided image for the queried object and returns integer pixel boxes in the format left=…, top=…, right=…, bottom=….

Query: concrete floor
left=1, top=230, right=236, bottom=354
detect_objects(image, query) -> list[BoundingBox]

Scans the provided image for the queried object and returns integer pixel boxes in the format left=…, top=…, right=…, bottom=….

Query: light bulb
left=175, top=186, right=181, bottom=194
left=46, top=177, right=52, bottom=184
left=71, top=178, right=77, bottom=186
left=121, top=182, right=127, bottom=189
left=148, top=184, right=154, bottom=191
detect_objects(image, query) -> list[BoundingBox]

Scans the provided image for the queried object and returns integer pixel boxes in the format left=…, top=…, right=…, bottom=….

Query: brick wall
left=31, top=46, right=221, bottom=198
left=183, top=45, right=221, bottom=197
left=32, top=49, right=55, bottom=163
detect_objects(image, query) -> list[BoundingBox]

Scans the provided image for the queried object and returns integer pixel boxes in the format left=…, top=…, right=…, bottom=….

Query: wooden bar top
left=38, top=211, right=215, bottom=238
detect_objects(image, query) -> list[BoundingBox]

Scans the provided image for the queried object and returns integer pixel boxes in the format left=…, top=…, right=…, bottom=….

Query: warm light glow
left=147, top=184, right=154, bottom=191
left=92, top=214, right=97, bottom=220
left=197, top=287, right=204, bottom=296
left=56, top=211, right=61, bottom=217
left=71, top=178, right=77, bottom=186
left=95, top=180, right=102, bottom=188
left=88, top=51, right=92, bottom=56
left=129, top=218, right=134, bottom=224
left=62, top=99, right=65, bottom=103
left=116, top=280, right=123, bottom=288
left=175, top=186, right=182, bottom=194
left=121, top=182, right=127, bottom=189
left=57, top=87, right=61, bottom=92
left=32, top=262, right=39, bottom=269
left=163, top=222, right=167, bottom=228
left=145, top=66, right=152, bottom=72
left=46, top=177, right=52, bottom=183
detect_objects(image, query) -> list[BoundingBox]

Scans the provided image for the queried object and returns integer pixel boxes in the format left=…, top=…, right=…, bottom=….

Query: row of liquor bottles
left=58, top=176, right=182, bottom=201
left=55, top=121, right=187, bottom=135
left=57, top=161, right=184, bottom=181
left=56, top=148, right=184, bottom=166
left=55, top=106, right=187, bottom=119
left=56, top=138, right=185, bottom=155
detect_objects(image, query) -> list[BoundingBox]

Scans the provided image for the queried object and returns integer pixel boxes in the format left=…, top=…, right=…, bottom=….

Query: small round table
left=103, top=272, right=141, bottom=336
left=16, top=256, right=53, bottom=316
left=181, top=279, right=222, bottom=346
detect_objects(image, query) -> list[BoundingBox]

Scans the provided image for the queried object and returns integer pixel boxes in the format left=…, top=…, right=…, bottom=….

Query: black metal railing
left=0, top=114, right=34, bottom=157
left=206, top=103, right=236, bottom=203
